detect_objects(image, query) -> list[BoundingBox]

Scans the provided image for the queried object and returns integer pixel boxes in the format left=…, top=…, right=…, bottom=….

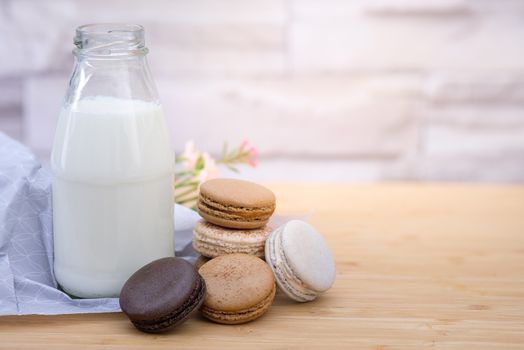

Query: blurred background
left=1, top=0, right=523, bottom=182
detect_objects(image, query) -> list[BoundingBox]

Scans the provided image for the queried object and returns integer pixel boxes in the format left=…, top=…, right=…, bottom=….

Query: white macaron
left=265, top=220, right=336, bottom=302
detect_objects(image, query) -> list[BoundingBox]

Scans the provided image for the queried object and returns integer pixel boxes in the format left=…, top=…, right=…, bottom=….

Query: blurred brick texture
left=1, top=0, right=524, bottom=182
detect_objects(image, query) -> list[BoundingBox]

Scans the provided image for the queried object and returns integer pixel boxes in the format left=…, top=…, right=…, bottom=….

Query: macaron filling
left=266, top=227, right=318, bottom=302
left=192, top=221, right=271, bottom=257
left=130, top=275, right=206, bottom=332
left=198, top=195, right=274, bottom=222
left=200, top=194, right=275, bottom=215
left=202, top=284, right=276, bottom=324
left=193, top=238, right=265, bottom=257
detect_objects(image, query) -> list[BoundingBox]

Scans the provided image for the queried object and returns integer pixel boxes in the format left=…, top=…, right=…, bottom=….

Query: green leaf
left=226, top=164, right=239, bottom=173
left=174, top=170, right=192, bottom=177
left=195, top=156, right=205, bottom=171
left=221, top=141, right=228, bottom=159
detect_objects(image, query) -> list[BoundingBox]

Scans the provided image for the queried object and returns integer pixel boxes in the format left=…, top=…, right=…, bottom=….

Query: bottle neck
left=73, top=23, right=148, bottom=59
left=65, top=24, right=159, bottom=105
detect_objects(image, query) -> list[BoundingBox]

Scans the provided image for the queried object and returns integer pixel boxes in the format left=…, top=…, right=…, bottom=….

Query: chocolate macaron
left=265, top=220, right=336, bottom=302
left=193, top=219, right=272, bottom=258
left=197, top=179, right=276, bottom=229
left=119, top=257, right=206, bottom=333
left=199, top=254, right=276, bottom=324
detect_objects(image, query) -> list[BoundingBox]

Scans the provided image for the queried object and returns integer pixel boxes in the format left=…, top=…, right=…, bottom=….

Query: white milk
left=51, top=96, right=174, bottom=298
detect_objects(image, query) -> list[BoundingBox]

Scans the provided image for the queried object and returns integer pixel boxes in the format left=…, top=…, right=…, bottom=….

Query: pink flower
left=239, top=139, right=249, bottom=152
left=198, top=152, right=220, bottom=183
left=247, top=147, right=257, bottom=167
left=181, top=140, right=200, bottom=170
left=237, top=139, right=258, bottom=168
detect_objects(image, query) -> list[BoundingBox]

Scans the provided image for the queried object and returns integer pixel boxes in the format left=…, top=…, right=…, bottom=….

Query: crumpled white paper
left=0, top=132, right=200, bottom=315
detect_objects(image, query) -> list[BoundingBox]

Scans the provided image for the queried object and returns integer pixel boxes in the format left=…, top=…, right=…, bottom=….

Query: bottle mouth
left=74, top=23, right=148, bottom=58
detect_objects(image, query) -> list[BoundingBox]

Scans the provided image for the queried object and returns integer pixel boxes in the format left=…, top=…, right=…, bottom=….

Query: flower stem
left=174, top=179, right=199, bottom=189
left=175, top=170, right=192, bottom=177
left=177, top=195, right=199, bottom=205
left=175, top=185, right=198, bottom=200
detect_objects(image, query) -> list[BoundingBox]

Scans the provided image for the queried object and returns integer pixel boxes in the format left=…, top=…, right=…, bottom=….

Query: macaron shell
left=199, top=195, right=274, bottom=218
left=192, top=220, right=271, bottom=257
left=199, top=254, right=275, bottom=312
left=202, top=284, right=276, bottom=324
left=281, top=220, right=336, bottom=293
left=197, top=179, right=276, bottom=229
left=265, top=227, right=318, bottom=302
left=193, top=239, right=265, bottom=258
left=197, top=209, right=270, bottom=229
left=197, top=198, right=272, bottom=229
left=131, top=276, right=206, bottom=333
left=199, top=178, right=276, bottom=208
left=119, top=257, right=206, bottom=333
left=120, top=258, right=200, bottom=320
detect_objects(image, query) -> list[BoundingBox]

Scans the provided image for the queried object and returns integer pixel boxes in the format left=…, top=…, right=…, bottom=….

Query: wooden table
left=1, top=183, right=524, bottom=349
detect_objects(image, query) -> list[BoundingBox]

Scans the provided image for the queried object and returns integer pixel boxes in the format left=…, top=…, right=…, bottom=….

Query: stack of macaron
left=192, top=178, right=279, bottom=324
left=119, top=178, right=336, bottom=333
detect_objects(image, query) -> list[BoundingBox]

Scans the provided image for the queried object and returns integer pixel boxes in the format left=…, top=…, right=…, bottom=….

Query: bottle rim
left=74, top=23, right=148, bottom=58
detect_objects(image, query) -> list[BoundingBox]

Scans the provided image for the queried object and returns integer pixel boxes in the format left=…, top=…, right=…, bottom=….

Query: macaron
left=193, top=219, right=272, bottom=258
left=197, top=178, right=276, bottom=229
left=265, top=220, right=336, bottom=302
left=119, top=257, right=206, bottom=333
left=194, top=255, right=211, bottom=270
left=199, top=254, right=276, bottom=324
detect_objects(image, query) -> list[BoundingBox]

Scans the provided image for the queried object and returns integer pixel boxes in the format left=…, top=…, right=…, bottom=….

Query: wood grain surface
left=1, top=183, right=524, bottom=349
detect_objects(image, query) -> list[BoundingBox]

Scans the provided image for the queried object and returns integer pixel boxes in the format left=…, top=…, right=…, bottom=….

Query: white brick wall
left=1, top=0, right=524, bottom=182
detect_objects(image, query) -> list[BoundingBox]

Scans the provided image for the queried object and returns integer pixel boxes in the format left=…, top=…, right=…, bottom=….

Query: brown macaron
left=197, top=178, right=276, bottom=229
left=199, top=254, right=276, bottom=324
left=119, top=257, right=206, bottom=333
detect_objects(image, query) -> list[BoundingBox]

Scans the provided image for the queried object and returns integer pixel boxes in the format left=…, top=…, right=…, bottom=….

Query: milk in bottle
left=51, top=24, right=174, bottom=298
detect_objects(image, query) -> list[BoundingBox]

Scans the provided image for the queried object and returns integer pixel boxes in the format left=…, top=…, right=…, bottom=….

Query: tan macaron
left=197, top=179, right=276, bottom=229
left=199, top=254, right=276, bottom=324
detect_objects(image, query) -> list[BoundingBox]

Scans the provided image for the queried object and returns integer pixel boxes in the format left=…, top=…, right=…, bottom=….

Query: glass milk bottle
left=51, top=24, right=174, bottom=298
